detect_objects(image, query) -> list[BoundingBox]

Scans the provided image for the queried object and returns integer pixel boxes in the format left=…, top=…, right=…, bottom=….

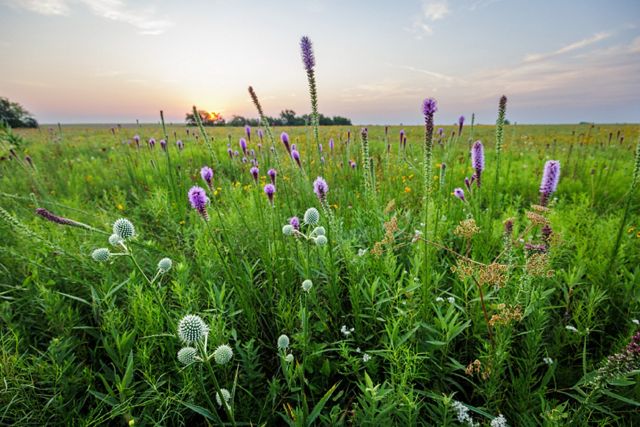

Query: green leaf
left=307, top=382, right=339, bottom=426
left=178, top=400, right=216, bottom=420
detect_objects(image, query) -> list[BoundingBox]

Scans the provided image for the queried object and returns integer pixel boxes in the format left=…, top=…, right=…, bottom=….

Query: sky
left=0, top=0, right=639, bottom=125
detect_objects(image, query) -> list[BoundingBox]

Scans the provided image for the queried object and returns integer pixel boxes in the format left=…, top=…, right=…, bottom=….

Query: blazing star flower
left=438, top=128, right=444, bottom=137
left=291, top=149, right=301, bottom=167
left=471, top=140, right=485, bottom=187
left=399, top=129, right=405, bottom=145
left=264, top=183, right=276, bottom=205
left=227, top=148, right=233, bottom=159
left=250, top=166, right=259, bottom=183
left=329, top=138, right=334, bottom=151
left=258, top=128, right=263, bottom=142
left=176, top=140, right=184, bottom=150
left=239, top=138, right=247, bottom=155
left=300, top=35, right=315, bottom=72
left=148, top=138, right=156, bottom=149
left=318, top=143, right=323, bottom=153
left=458, top=115, right=465, bottom=135
left=35, top=208, right=85, bottom=228
left=539, top=160, right=560, bottom=206
left=291, top=143, right=297, bottom=151
left=188, top=186, right=209, bottom=220
left=267, top=168, right=277, bottom=184
left=133, top=134, right=140, bottom=144
left=313, top=176, right=329, bottom=202
left=453, top=188, right=466, bottom=202
left=245, top=125, right=251, bottom=141
left=280, top=132, right=291, bottom=154
left=200, top=166, right=213, bottom=189
left=290, top=216, right=300, bottom=230
left=160, top=139, right=167, bottom=151
left=422, top=98, right=437, bottom=117
left=350, top=160, right=356, bottom=169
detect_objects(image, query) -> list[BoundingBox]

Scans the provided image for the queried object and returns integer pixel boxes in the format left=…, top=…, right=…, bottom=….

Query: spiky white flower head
left=113, top=218, right=135, bottom=240
left=91, top=248, right=110, bottom=262
left=282, top=224, right=294, bottom=235
left=362, top=353, right=371, bottom=363
left=158, top=257, right=172, bottom=273
left=108, top=233, right=123, bottom=246
left=215, top=388, right=231, bottom=407
left=312, top=226, right=325, bottom=236
left=177, top=347, right=198, bottom=365
left=277, top=334, right=290, bottom=350
left=302, top=279, right=313, bottom=292
left=213, top=344, right=233, bottom=365
left=315, top=235, right=328, bottom=246
left=177, top=315, right=209, bottom=344
left=285, top=353, right=294, bottom=363
left=303, top=207, right=320, bottom=225
left=490, top=414, right=508, bottom=427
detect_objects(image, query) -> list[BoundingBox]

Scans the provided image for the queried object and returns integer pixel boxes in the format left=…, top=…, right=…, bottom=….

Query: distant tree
left=504, top=119, right=511, bottom=125
left=228, top=115, right=247, bottom=127
left=331, top=115, right=351, bottom=125
left=0, top=97, right=38, bottom=128
left=185, top=110, right=225, bottom=126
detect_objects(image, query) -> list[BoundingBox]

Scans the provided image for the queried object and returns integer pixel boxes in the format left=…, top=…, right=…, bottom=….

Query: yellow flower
left=637, top=231, right=640, bottom=238
left=628, top=226, right=635, bottom=234
left=116, top=203, right=124, bottom=211
left=405, top=186, right=411, bottom=193
left=179, top=220, right=185, bottom=225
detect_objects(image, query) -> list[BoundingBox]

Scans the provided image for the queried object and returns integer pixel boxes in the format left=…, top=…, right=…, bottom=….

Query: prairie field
left=1, top=119, right=639, bottom=426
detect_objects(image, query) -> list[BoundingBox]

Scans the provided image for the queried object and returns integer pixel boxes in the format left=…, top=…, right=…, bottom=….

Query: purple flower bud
left=318, top=143, right=323, bottom=153
left=422, top=98, right=438, bottom=117
left=268, top=168, right=277, bottom=184
left=542, top=224, right=553, bottom=244
left=188, top=186, right=209, bottom=220
left=234, top=150, right=239, bottom=157
left=504, top=218, right=514, bottom=235
left=133, top=134, right=140, bottom=143
left=258, top=129, right=264, bottom=142
left=264, top=183, right=276, bottom=205
left=290, top=216, right=300, bottom=230
left=320, top=156, right=325, bottom=164
left=438, top=128, right=444, bottom=136
left=24, top=155, right=33, bottom=168
left=458, top=115, right=465, bottom=135
left=464, top=177, right=472, bottom=191
left=291, top=149, right=301, bottom=167
left=227, top=148, right=233, bottom=159
left=242, top=156, right=247, bottom=164
left=35, top=208, right=83, bottom=227
left=239, top=138, right=247, bottom=155
left=350, top=160, right=356, bottom=169
left=148, top=138, right=156, bottom=149
left=300, top=36, right=315, bottom=72
left=471, top=140, right=485, bottom=187
left=329, top=138, right=334, bottom=151
left=399, top=129, right=405, bottom=145
left=291, top=143, right=297, bottom=151
left=280, top=132, right=291, bottom=154
left=160, top=139, right=167, bottom=151
left=201, top=166, right=214, bottom=189
left=250, top=166, right=259, bottom=183
left=525, top=243, right=547, bottom=254
left=245, top=125, right=251, bottom=142
left=539, top=160, right=561, bottom=206
left=453, top=188, right=466, bottom=202
left=313, top=176, right=329, bottom=202
left=176, top=140, right=184, bottom=150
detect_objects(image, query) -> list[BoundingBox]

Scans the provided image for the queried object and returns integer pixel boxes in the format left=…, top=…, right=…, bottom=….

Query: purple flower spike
left=242, top=156, right=247, bottom=163
left=188, top=186, right=209, bottom=220
left=399, top=129, right=405, bottom=144
left=422, top=98, right=438, bottom=116
left=313, top=176, right=329, bottom=202
left=245, top=125, right=251, bottom=142
left=250, top=166, right=259, bottom=183
left=539, top=160, right=561, bottom=206
left=300, top=36, right=315, bottom=72
left=268, top=168, right=277, bottom=184
left=329, top=138, right=334, bottom=151
left=264, top=183, right=276, bottom=205
left=453, top=188, right=466, bottom=202
left=350, top=160, right=356, bottom=169
left=438, top=128, right=444, bottom=136
left=133, top=134, right=140, bottom=143
left=200, top=166, right=214, bottom=190
left=464, top=177, right=472, bottom=191
left=458, top=115, right=465, bottom=135
left=318, top=143, right=323, bottom=153
left=471, top=140, right=485, bottom=187
left=292, top=149, right=301, bottom=167
left=239, top=138, right=247, bottom=155
left=227, top=148, right=233, bottom=159
left=290, top=216, right=300, bottom=230
left=258, top=129, right=264, bottom=142
left=160, top=139, right=167, bottom=151
left=35, top=208, right=83, bottom=228
left=291, top=143, right=297, bottom=151
left=176, top=140, right=184, bottom=150
left=280, top=132, right=291, bottom=154
left=148, top=138, right=156, bottom=149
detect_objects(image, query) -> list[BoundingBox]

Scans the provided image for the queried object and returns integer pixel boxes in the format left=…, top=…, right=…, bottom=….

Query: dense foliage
left=0, top=97, right=38, bottom=128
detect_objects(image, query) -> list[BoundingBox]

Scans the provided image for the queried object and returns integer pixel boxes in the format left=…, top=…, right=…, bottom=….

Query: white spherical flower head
left=158, top=257, right=172, bottom=273
left=277, top=334, right=290, bottom=350
left=282, top=224, right=294, bottom=235
left=285, top=353, right=294, bottom=363
left=315, top=235, right=328, bottom=246
left=113, top=218, right=136, bottom=240
left=213, top=344, right=233, bottom=365
left=92, top=248, right=110, bottom=262
left=177, top=347, right=198, bottom=365
left=303, top=207, right=320, bottom=225
left=215, top=388, right=231, bottom=407
left=108, top=234, right=123, bottom=246
left=177, top=315, right=209, bottom=344
left=301, top=279, right=313, bottom=292
left=312, top=226, right=326, bottom=236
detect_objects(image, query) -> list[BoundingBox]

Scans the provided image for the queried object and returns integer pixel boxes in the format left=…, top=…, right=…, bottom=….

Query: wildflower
left=362, top=353, right=371, bottom=363
left=313, top=176, right=329, bottom=202
left=539, top=160, right=561, bottom=206
left=565, top=325, right=578, bottom=333
left=177, top=315, right=209, bottom=344
left=340, top=325, right=354, bottom=337
left=148, top=138, right=155, bottom=149
left=109, top=234, right=123, bottom=246
left=227, top=148, right=233, bottom=158
left=358, top=248, right=367, bottom=257
left=158, top=257, right=172, bottom=273
left=329, top=138, right=334, bottom=151
left=300, top=35, right=315, bottom=72
left=215, top=388, right=231, bottom=407
left=285, top=353, right=294, bottom=362
left=436, top=297, right=444, bottom=302
left=290, top=216, right=300, bottom=230
left=471, top=141, right=485, bottom=187
left=315, top=235, right=328, bottom=246
left=213, top=344, right=233, bottom=365
left=188, top=186, right=209, bottom=220
left=245, top=125, right=251, bottom=141
left=280, top=132, right=291, bottom=154
left=239, top=138, right=247, bottom=155
left=491, top=414, right=508, bottom=427
left=177, top=347, right=198, bottom=365
left=447, top=297, right=455, bottom=304
left=133, top=134, right=140, bottom=146
left=160, top=139, right=167, bottom=151
left=277, top=334, right=290, bottom=350
left=452, top=401, right=478, bottom=427
left=291, top=149, right=301, bottom=167
left=302, top=279, right=313, bottom=292
left=282, top=224, right=294, bottom=235
left=91, top=248, right=110, bottom=262
left=458, top=115, right=465, bottom=135
left=264, top=184, right=276, bottom=205
left=495, top=95, right=507, bottom=156
left=312, top=226, right=325, bottom=236
left=200, top=166, right=214, bottom=189
left=113, top=218, right=136, bottom=240
left=267, top=168, right=277, bottom=184
left=543, top=357, right=554, bottom=365
left=633, top=319, right=640, bottom=325
left=176, top=139, right=184, bottom=150
left=257, top=128, right=263, bottom=142
left=504, top=218, right=514, bottom=235
left=399, top=129, right=405, bottom=145
left=453, top=188, right=466, bottom=202
left=304, top=207, right=320, bottom=225
left=250, top=166, right=259, bottom=183
left=350, top=160, right=356, bottom=169
left=35, top=208, right=85, bottom=228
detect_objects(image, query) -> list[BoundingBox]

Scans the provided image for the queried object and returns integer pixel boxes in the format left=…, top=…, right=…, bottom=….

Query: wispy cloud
left=405, top=0, right=450, bottom=38
left=4, top=0, right=173, bottom=34
left=524, top=31, right=611, bottom=62
left=390, top=64, right=461, bottom=85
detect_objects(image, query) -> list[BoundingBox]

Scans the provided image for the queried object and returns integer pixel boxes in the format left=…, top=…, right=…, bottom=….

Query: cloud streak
left=524, top=31, right=611, bottom=62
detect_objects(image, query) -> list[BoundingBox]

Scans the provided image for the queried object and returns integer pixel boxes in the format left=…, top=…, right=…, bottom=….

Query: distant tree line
left=186, top=109, right=351, bottom=127
left=0, top=97, right=38, bottom=128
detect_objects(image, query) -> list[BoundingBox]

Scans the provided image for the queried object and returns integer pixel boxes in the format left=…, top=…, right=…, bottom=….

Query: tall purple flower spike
left=264, top=183, right=276, bottom=205
left=329, top=138, right=334, bottom=151
left=290, top=216, right=300, bottom=230
left=300, top=36, right=315, bottom=72
left=250, top=166, right=259, bottom=183
left=458, top=115, right=465, bottom=135
left=200, top=166, right=214, bottom=190
left=239, top=138, right=247, bottom=155
left=245, top=125, right=251, bottom=142
left=539, top=160, right=560, bottom=206
left=313, top=176, right=329, bottom=202
left=267, top=168, right=277, bottom=184
left=281, top=132, right=291, bottom=154
left=471, top=140, right=485, bottom=187
left=291, top=149, right=301, bottom=167
left=188, top=186, right=209, bottom=220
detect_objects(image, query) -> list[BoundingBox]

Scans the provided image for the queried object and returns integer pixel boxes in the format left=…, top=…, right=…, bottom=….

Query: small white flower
left=277, top=334, right=290, bottom=350
left=633, top=319, right=639, bottom=325
left=358, top=248, right=367, bottom=257
left=362, top=353, right=371, bottom=363
left=285, top=353, right=294, bottom=363
left=355, top=347, right=361, bottom=353
left=490, top=414, right=508, bottom=427
left=215, top=388, right=231, bottom=407
left=543, top=357, right=554, bottom=365
left=340, top=325, right=354, bottom=337
left=302, top=279, right=313, bottom=292
left=447, top=297, right=455, bottom=304
left=435, top=297, right=444, bottom=302
left=565, top=325, right=578, bottom=333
